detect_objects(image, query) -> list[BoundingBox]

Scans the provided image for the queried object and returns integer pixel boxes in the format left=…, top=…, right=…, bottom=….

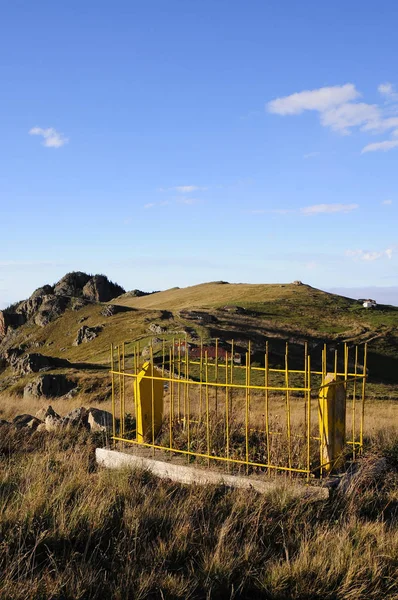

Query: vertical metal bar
left=215, top=338, right=219, bottom=416
left=304, top=341, right=308, bottom=438
left=118, top=345, right=123, bottom=442
left=169, top=345, right=173, bottom=450
left=111, top=344, right=116, bottom=440
left=134, top=343, right=138, bottom=435
left=231, top=339, right=234, bottom=384
left=352, top=346, right=358, bottom=459
left=230, top=339, right=234, bottom=414
left=265, top=341, right=270, bottom=472
left=247, top=341, right=251, bottom=411
left=306, top=355, right=311, bottom=482
left=162, top=338, right=165, bottom=377
left=177, top=339, right=181, bottom=419
left=199, top=338, right=203, bottom=420
left=186, top=341, right=190, bottom=462
left=150, top=342, right=155, bottom=456
left=360, top=343, right=367, bottom=453
left=285, top=342, right=292, bottom=471
left=319, top=344, right=326, bottom=477
left=205, top=351, right=210, bottom=467
left=225, top=351, right=230, bottom=470
left=245, top=351, right=249, bottom=474
left=122, top=341, right=126, bottom=438
left=184, top=334, right=188, bottom=431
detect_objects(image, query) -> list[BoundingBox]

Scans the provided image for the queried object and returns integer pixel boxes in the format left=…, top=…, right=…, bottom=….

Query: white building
left=363, top=299, right=377, bottom=308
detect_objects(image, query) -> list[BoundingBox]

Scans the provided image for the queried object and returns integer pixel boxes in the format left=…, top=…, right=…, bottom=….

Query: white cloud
left=174, top=185, right=199, bottom=193
left=267, top=84, right=359, bottom=115
left=300, top=203, right=359, bottom=216
left=361, top=140, right=398, bottom=153
left=267, top=81, right=398, bottom=146
left=362, top=116, right=398, bottom=133
left=320, top=102, right=379, bottom=134
left=382, top=199, right=393, bottom=205
left=378, top=82, right=398, bottom=101
left=345, top=248, right=394, bottom=261
left=29, top=127, right=68, bottom=148
left=178, top=197, right=200, bottom=205
left=303, top=152, right=320, bottom=159
left=378, top=82, right=394, bottom=96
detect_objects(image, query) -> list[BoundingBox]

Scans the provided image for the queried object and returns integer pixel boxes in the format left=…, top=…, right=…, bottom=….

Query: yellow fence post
left=134, top=361, right=164, bottom=443
left=318, top=373, right=346, bottom=474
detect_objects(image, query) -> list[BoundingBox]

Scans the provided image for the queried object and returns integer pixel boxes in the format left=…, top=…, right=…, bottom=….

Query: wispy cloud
left=246, top=204, right=358, bottom=217
left=177, top=197, right=200, bottom=205
left=361, top=140, right=398, bottom=153
left=157, top=185, right=207, bottom=194
left=267, top=84, right=359, bottom=116
left=245, top=208, right=293, bottom=215
left=303, top=151, right=320, bottom=159
left=345, top=247, right=394, bottom=261
left=378, top=82, right=398, bottom=102
left=144, top=200, right=170, bottom=209
left=300, top=203, right=359, bottom=216
left=174, top=185, right=203, bottom=193
left=267, top=82, right=398, bottom=149
left=382, top=199, right=393, bottom=205
left=29, top=127, right=68, bottom=148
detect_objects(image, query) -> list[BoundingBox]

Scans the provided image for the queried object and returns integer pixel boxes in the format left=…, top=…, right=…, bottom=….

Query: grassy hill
left=1, top=280, right=398, bottom=401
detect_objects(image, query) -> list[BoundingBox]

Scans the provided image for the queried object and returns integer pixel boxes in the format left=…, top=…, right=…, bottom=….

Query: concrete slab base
left=96, top=448, right=329, bottom=501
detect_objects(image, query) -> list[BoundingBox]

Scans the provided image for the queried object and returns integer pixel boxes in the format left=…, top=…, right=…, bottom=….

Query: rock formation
left=0, top=271, right=125, bottom=340
left=24, top=374, right=76, bottom=398
left=73, top=325, right=102, bottom=346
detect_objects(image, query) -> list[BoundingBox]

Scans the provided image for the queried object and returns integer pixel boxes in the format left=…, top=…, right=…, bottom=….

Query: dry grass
left=0, top=424, right=397, bottom=599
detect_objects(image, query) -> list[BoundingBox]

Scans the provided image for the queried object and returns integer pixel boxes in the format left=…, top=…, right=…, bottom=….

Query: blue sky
left=1, top=0, right=398, bottom=307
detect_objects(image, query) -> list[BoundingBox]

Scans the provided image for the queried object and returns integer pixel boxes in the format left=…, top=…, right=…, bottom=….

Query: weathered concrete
left=96, top=448, right=329, bottom=500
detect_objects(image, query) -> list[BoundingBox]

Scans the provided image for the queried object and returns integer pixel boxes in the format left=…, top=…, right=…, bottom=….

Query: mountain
left=1, top=276, right=398, bottom=401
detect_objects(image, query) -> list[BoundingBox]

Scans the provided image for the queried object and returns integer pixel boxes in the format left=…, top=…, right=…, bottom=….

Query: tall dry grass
left=0, top=424, right=397, bottom=599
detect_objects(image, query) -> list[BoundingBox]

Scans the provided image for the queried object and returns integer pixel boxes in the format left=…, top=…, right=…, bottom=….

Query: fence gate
left=110, top=339, right=367, bottom=480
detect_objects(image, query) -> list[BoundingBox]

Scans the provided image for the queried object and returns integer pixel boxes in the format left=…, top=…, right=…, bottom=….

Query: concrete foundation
left=96, top=448, right=329, bottom=500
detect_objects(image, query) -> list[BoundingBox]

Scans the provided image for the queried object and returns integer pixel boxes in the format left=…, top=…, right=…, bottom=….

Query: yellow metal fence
left=110, top=339, right=368, bottom=480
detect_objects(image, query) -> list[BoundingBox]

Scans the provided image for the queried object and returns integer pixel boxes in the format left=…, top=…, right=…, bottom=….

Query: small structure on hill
left=362, top=299, right=377, bottom=309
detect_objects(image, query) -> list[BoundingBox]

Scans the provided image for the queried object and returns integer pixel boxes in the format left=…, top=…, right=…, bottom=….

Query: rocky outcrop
left=63, top=407, right=88, bottom=428
left=13, top=353, right=55, bottom=375
left=24, top=375, right=76, bottom=398
left=45, top=414, right=63, bottom=432
left=7, top=406, right=113, bottom=433
left=0, top=271, right=125, bottom=340
left=53, top=272, right=91, bottom=297
left=101, top=304, right=132, bottom=317
left=87, top=408, right=113, bottom=432
left=34, top=295, right=70, bottom=327
left=149, top=323, right=166, bottom=334
left=35, top=405, right=61, bottom=421
left=82, top=275, right=125, bottom=303
left=73, top=325, right=102, bottom=346
left=0, top=312, right=26, bottom=338
left=12, top=414, right=36, bottom=429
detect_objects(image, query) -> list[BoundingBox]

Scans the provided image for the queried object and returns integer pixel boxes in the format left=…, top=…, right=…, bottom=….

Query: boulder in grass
left=35, top=405, right=61, bottom=421
left=87, top=408, right=113, bottom=432
left=26, top=417, right=42, bottom=430
left=24, top=374, right=76, bottom=399
left=13, top=414, right=37, bottom=429
left=0, top=419, right=10, bottom=427
left=45, top=414, right=63, bottom=432
left=73, top=325, right=102, bottom=346
left=63, top=407, right=88, bottom=429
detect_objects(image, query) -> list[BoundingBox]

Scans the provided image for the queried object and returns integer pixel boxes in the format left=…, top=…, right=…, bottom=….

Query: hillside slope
left=1, top=278, right=398, bottom=402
